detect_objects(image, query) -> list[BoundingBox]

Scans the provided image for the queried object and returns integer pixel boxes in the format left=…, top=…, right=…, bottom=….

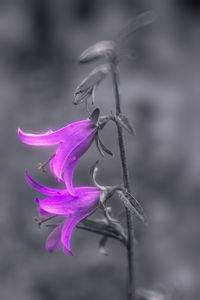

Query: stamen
left=34, top=215, right=57, bottom=229
left=38, top=153, right=55, bottom=173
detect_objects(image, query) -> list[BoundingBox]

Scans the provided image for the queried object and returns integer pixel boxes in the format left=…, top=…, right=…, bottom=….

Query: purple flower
left=18, top=120, right=97, bottom=194
left=26, top=172, right=101, bottom=255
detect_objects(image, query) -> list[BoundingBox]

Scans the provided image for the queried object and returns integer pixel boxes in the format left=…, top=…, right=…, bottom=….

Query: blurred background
left=1, top=0, right=200, bottom=299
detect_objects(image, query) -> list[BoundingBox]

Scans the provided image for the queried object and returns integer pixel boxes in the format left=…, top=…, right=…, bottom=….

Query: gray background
left=1, top=0, right=200, bottom=299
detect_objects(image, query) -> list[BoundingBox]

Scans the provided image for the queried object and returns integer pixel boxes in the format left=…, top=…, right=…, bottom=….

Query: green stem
left=111, top=62, right=136, bottom=300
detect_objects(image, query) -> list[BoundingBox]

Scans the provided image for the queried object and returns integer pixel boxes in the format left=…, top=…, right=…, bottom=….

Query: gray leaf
left=116, top=114, right=135, bottom=135
left=117, top=190, right=147, bottom=224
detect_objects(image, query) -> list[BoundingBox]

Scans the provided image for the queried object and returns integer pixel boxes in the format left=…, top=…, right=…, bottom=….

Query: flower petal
left=25, top=171, right=66, bottom=196
left=18, top=120, right=92, bottom=146
left=46, top=222, right=63, bottom=252
left=73, top=187, right=101, bottom=208
left=63, top=132, right=96, bottom=193
left=38, top=194, right=75, bottom=215
left=61, top=210, right=93, bottom=255
left=38, top=188, right=100, bottom=216
left=50, top=128, right=96, bottom=192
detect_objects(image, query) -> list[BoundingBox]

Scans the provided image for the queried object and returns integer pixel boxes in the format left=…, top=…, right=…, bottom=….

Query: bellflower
left=26, top=172, right=101, bottom=255
left=18, top=119, right=97, bottom=194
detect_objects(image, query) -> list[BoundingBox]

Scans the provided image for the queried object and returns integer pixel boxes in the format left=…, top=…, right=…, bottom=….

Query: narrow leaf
left=124, top=190, right=146, bottom=216
left=117, top=190, right=147, bottom=224
left=116, top=114, right=135, bottom=135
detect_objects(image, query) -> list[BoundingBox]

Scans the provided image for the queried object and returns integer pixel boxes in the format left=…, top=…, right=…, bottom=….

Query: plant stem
left=111, top=62, right=136, bottom=300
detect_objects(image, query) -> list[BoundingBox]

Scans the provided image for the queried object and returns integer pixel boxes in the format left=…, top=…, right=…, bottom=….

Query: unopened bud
left=79, top=41, right=117, bottom=64
left=74, top=64, right=110, bottom=105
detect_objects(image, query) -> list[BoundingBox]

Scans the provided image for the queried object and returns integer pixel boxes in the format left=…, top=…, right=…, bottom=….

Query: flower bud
left=74, top=64, right=110, bottom=105
left=79, top=41, right=117, bottom=64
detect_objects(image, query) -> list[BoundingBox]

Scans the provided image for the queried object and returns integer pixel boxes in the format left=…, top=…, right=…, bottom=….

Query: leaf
left=89, top=108, right=100, bottom=125
left=99, top=236, right=108, bottom=256
left=115, top=114, right=135, bottom=135
left=98, top=136, right=113, bottom=156
left=117, top=190, right=147, bottom=224
left=79, top=41, right=117, bottom=64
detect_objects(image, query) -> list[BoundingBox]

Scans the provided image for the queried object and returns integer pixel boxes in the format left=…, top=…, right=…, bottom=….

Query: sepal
left=89, top=108, right=100, bottom=126
left=95, top=134, right=113, bottom=157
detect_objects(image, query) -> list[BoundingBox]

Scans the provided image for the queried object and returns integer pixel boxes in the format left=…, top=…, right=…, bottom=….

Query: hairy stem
left=111, top=62, right=136, bottom=300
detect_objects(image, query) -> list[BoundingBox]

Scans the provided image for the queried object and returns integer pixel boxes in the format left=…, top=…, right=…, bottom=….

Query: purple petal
left=25, top=171, right=66, bottom=196
left=38, top=187, right=100, bottom=216
left=50, top=128, right=96, bottom=192
left=18, top=120, right=93, bottom=146
left=18, top=128, right=59, bottom=146
left=61, top=211, right=92, bottom=255
left=73, top=187, right=101, bottom=208
left=63, top=132, right=96, bottom=194
left=38, top=194, right=76, bottom=215
left=46, top=222, right=63, bottom=252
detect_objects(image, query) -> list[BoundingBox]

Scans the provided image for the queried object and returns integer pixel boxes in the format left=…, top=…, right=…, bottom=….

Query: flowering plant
left=18, top=12, right=154, bottom=300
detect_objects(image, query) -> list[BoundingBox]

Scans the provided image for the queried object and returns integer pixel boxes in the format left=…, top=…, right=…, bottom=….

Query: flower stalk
left=19, top=15, right=152, bottom=298
left=110, top=62, right=136, bottom=300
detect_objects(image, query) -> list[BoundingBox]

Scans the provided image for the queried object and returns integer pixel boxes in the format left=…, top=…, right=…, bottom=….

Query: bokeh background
left=1, top=0, right=200, bottom=299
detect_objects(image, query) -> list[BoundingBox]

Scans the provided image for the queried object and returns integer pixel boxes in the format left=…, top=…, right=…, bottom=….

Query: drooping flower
left=26, top=172, right=101, bottom=255
left=18, top=119, right=97, bottom=194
